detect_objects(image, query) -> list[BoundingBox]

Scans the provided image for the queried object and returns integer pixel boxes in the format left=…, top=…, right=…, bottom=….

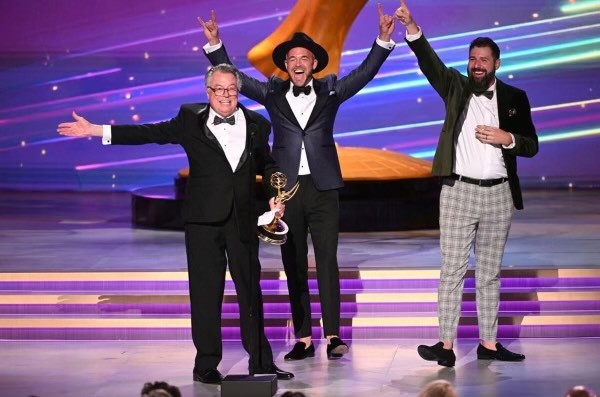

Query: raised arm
left=397, top=0, right=457, bottom=100
left=198, top=10, right=270, bottom=105
left=335, top=4, right=396, bottom=101
left=57, top=112, right=102, bottom=138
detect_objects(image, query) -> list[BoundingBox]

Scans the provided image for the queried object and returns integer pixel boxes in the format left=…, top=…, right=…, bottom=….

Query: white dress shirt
left=453, top=81, right=508, bottom=178
left=286, top=80, right=316, bottom=175
left=207, top=108, right=247, bottom=171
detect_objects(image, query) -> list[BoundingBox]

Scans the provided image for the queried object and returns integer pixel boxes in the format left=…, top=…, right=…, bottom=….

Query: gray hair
left=205, top=63, right=242, bottom=90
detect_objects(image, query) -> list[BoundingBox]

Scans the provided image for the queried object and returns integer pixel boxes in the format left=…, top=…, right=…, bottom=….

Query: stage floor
left=1, top=339, right=598, bottom=397
left=0, top=188, right=599, bottom=397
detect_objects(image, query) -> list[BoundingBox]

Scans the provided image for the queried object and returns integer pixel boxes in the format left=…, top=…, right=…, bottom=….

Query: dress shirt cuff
left=376, top=36, right=395, bottom=50
left=203, top=40, right=223, bottom=53
left=502, top=133, right=516, bottom=149
left=405, top=27, right=423, bottom=42
left=102, top=125, right=112, bottom=145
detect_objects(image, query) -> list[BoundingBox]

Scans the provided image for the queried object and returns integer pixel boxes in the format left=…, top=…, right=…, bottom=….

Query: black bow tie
left=474, top=90, right=494, bottom=100
left=292, top=85, right=312, bottom=97
left=213, top=115, right=235, bottom=125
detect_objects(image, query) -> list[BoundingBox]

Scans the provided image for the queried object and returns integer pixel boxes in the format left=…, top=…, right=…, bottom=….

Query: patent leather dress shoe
left=193, top=368, right=223, bottom=384
left=261, top=364, right=294, bottom=380
left=326, top=337, right=349, bottom=360
left=477, top=342, right=525, bottom=361
left=284, top=341, right=315, bottom=361
left=417, top=342, right=456, bottom=367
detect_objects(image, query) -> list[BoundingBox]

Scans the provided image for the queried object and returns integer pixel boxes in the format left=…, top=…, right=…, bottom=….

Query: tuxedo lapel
left=272, top=80, right=303, bottom=129
left=234, top=106, right=255, bottom=173
left=450, top=83, right=472, bottom=137
left=305, top=79, right=329, bottom=130
left=194, top=107, right=227, bottom=155
left=495, top=79, right=512, bottom=130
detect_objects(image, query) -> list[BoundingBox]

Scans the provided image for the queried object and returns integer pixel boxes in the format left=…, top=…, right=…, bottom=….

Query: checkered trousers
left=438, top=179, right=514, bottom=341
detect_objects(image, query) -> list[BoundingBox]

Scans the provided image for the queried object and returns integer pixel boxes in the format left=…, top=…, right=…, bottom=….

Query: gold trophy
left=257, top=172, right=299, bottom=245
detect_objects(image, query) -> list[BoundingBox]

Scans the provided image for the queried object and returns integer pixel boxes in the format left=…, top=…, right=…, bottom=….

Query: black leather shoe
left=284, top=341, right=315, bottom=361
left=477, top=342, right=525, bottom=361
left=417, top=342, right=456, bottom=367
left=193, top=368, right=223, bottom=384
left=326, top=337, right=349, bottom=360
left=260, top=363, right=294, bottom=380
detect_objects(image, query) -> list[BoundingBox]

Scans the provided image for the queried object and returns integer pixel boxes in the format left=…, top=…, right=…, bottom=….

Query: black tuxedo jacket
left=406, top=34, right=539, bottom=209
left=111, top=103, right=278, bottom=241
left=206, top=42, right=393, bottom=191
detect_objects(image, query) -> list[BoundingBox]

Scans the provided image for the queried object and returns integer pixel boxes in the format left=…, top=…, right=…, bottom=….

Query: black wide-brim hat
left=272, top=32, right=329, bottom=74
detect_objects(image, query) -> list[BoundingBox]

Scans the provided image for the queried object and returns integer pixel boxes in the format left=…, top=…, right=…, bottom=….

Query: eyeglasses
left=208, top=86, right=238, bottom=96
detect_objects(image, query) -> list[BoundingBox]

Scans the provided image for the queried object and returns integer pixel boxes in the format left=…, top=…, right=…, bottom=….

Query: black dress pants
left=280, top=175, right=341, bottom=338
left=185, top=212, right=273, bottom=373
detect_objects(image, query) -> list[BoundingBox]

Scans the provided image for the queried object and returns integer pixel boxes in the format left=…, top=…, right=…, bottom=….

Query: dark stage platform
left=131, top=176, right=441, bottom=232
left=132, top=146, right=441, bottom=232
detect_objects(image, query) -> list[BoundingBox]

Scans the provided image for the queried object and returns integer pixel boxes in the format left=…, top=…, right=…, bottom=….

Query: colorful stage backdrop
left=1, top=0, right=599, bottom=190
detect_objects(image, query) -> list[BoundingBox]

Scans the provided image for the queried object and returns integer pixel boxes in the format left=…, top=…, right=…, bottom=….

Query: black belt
left=448, top=173, right=508, bottom=187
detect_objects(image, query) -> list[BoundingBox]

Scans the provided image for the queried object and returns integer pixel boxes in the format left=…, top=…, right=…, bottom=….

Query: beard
left=467, top=68, right=495, bottom=94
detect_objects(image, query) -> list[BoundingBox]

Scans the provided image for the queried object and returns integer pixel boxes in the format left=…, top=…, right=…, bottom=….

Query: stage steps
left=0, top=269, right=598, bottom=340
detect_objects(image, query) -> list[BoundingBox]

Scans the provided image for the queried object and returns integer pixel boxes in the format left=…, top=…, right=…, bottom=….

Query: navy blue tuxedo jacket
left=206, top=42, right=393, bottom=191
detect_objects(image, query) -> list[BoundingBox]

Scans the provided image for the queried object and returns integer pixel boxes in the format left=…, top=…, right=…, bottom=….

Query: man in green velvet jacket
left=396, top=0, right=538, bottom=367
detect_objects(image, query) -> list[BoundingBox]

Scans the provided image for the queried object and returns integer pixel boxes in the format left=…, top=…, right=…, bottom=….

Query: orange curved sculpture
left=247, top=0, right=368, bottom=79
left=179, top=147, right=432, bottom=181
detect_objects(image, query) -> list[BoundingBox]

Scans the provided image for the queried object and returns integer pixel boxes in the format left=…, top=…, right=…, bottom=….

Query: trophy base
left=257, top=220, right=289, bottom=245
left=257, top=233, right=287, bottom=245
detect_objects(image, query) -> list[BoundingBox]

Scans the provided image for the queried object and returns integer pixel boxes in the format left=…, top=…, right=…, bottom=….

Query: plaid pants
left=438, top=179, right=513, bottom=341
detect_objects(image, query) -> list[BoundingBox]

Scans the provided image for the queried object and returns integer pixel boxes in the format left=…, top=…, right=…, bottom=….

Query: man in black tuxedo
left=199, top=7, right=396, bottom=360
left=57, top=64, right=293, bottom=383
left=396, top=0, right=538, bottom=366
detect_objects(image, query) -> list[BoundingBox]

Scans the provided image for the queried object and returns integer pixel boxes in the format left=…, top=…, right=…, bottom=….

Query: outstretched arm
left=395, top=0, right=419, bottom=35
left=197, top=10, right=220, bottom=46
left=58, top=109, right=183, bottom=145
left=57, top=112, right=102, bottom=138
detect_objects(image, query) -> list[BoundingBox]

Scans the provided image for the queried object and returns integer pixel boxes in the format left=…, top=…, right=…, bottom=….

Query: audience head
left=281, top=392, right=307, bottom=397
left=141, top=381, right=181, bottom=397
left=419, top=380, right=458, bottom=397
left=564, top=385, right=597, bottom=397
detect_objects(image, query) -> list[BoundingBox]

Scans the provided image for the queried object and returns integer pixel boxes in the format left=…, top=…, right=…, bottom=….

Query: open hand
left=57, top=111, right=101, bottom=137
